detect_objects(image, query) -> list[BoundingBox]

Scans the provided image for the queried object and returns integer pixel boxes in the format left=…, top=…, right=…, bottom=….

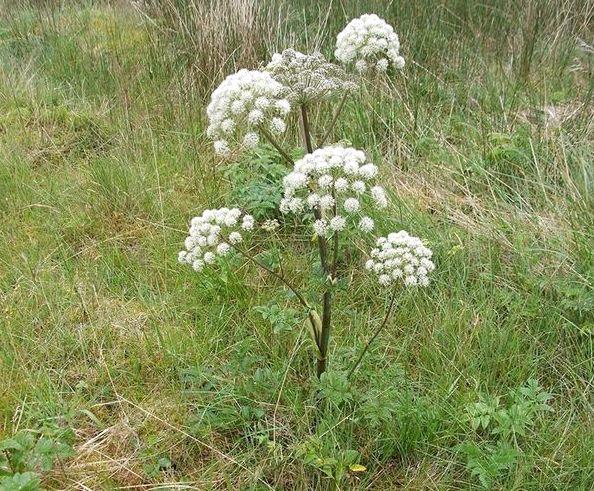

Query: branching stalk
left=259, top=126, right=294, bottom=168
left=232, top=244, right=310, bottom=311
left=347, top=289, right=398, bottom=380
left=319, top=93, right=348, bottom=148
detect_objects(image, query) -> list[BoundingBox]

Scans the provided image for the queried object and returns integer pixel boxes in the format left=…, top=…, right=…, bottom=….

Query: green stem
left=347, top=289, right=398, bottom=380
left=300, top=103, right=334, bottom=378
left=232, top=244, right=310, bottom=311
left=318, top=93, right=348, bottom=148
left=259, top=127, right=294, bottom=168
left=300, top=104, right=314, bottom=153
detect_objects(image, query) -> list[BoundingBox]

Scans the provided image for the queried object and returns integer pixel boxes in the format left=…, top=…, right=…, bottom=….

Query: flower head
left=335, top=14, right=405, bottom=74
left=179, top=208, right=254, bottom=272
left=206, top=69, right=290, bottom=155
left=265, top=49, right=357, bottom=104
left=365, top=231, right=434, bottom=287
left=280, top=145, right=386, bottom=236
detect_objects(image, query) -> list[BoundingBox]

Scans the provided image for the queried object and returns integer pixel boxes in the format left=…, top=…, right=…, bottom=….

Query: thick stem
left=300, top=104, right=332, bottom=378
left=316, top=288, right=332, bottom=377
left=259, top=127, right=294, bottom=168
left=318, top=93, right=348, bottom=148
left=300, top=104, right=314, bottom=153
left=347, top=289, right=398, bottom=380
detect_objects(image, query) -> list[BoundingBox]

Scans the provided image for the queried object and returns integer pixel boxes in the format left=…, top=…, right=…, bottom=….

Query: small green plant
left=457, top=440, right=520, bottom=489
left=297, top=438, right=364, bottom=485
left=254, top=302, right=300, bottom=334
left=458, top=379, right=553, bottom=488
left=0, top=424, right=74, bottom=490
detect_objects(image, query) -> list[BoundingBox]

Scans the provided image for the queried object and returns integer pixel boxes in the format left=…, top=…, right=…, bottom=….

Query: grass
left=0, top=0, right=592, bottom=488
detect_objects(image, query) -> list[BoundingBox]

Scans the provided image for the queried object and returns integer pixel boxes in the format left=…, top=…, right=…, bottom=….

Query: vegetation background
left=0, top=0, right=592, bottom=489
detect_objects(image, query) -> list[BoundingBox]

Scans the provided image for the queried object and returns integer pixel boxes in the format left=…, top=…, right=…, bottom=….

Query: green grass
left=0, top=0, right=592, bottom=489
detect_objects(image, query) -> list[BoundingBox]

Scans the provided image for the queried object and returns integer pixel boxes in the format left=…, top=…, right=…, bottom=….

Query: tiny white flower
left=307, top=193, right=321, bottom=208
left=313, top=219, right=328, bottom=237
left=221, top=118, right=236, bottom=133
left=275, top=99, right=291, bottom=115
left=376, top=58, right=389, bottom=72
left=319, top=194, right=335, bottom=210
left=394, top=55, right=405, bottom=69
left=351, top=180, right=366, bottom=194
left=248, top=109, right=264, bottom=125
left=203, top=252, right=216, bottom=264
left=269, top=117, right=286, bottom=135
left=378, top=274, right=392, bottom=286
left=355, top=59, right=368, bottom=73
left=318, top=174, right=333, bottom=189
left=359, top=164, right=378, bottom=179
left=343, top=197, right=360, bottom=213
left=214, top=140, right=230, bottom=156
left=288, top=197, right=304, bottom=213
left=334, top=177, right=349, bottom=192
left=228, top=231, right=242, bottom=244
left=241, top=216, right=255, bottom=230
left=192, top=259, right=204, bottom=272
left=404, top=275, right=417, bottom=286
left=261, top=219, right=280, bottom=231
left=216, top=243, right=231, bottom=256
left=254, top=97, right=270, bottom=109
left=371, top=186, right=388, bottom=208
left=358, top=216, right=374, bottom=232
left=243, top=132, right=259, bottom=148
left=329, top=215, right=346, bottom=231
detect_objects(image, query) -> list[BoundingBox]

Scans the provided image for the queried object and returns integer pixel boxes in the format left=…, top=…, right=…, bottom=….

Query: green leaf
left=0, top=472, right=42, bottom=491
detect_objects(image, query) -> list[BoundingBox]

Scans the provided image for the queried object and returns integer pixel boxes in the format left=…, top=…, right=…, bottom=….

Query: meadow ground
left=0, top=0, right=593, bottom=489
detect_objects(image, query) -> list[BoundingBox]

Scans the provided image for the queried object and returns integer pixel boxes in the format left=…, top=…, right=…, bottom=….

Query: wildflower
left=329, top=215, right=347, bottom=231
left=280, top=145, right=387, bottom=236
left=243, top=132, right=259, bottom=148
left=355, top=60, right=368, bottom=73
left=371, top=186, right=388, bottom=208
left=213, top=140, right=230, bottom=156
left=319, top=194, right=335, bottom=210
left=179, top=208, right=254, bottom=273
left=335, top=14, right=405, bottom=74
left=313, top=219, right=328, bottom=237
left=365, top=231, right=434, bottom=287
left=358, top=216, right=374, bottom=232
left=241, top=215, right=255, bottom=230
left=206, top=69, right=290, bottom=155
left=343, top=197, right=360, bottom=213
left=216, top=243, right=231, bottom=256
left=228, top=231, right=242, bottom=244
left=261, top=219, right=280, bottom=231
left=265, top=48, right=357, bottom=104
left=269, top=117, right=286, bottom=135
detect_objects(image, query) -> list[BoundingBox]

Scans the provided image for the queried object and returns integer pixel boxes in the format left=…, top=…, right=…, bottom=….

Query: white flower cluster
left=365, top=231, right=435, bottom=287
left=265, top=49, right=357, bottom=104
left=178, top=208, right=254, bottom=272
left=280, top=145, right=388, bottom=236
left=206, top=69, right=291, bottom=156
left=335, top=14, right=405, bottom=74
